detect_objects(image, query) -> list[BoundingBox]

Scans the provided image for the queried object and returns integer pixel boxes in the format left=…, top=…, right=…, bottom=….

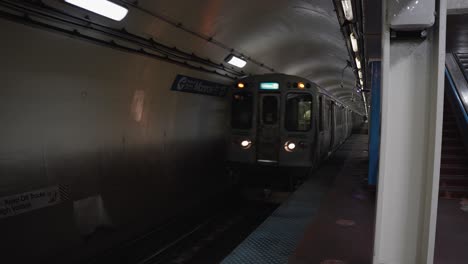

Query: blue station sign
left=171, top=75, right=228, bottom=97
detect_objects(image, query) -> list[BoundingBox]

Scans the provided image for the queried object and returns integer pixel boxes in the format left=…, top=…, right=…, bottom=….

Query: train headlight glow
left=237, top=82, right=245, bottom=89
left=65, top=0, right=128, bottom=21
left=284, top=141, right=296, bottom=152
left=298, top=82, right=305, bottom=89
left=225, top=54, right=247, bottom=68
left=240, top=140, right=252, bottom=149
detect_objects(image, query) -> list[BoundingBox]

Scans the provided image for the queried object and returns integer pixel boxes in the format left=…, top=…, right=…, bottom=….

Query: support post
left=373, top=1, right=447, bottom=264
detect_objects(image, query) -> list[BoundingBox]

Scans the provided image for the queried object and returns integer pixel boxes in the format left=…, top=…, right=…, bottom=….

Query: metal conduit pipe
left=0, top=0, right=245, bottom=79
left=115, top=0, right=277, bottom=73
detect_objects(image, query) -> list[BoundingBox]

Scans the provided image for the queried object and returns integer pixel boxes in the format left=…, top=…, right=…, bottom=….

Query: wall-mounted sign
left=0, top=185, right=69, bottom=219
left=171, top=75, right=228, bottom=97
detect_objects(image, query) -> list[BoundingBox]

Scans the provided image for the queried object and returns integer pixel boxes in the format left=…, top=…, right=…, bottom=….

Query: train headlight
left=284, top=141, right=296, bottom=152
left=240, top=139, right=252, bottom=149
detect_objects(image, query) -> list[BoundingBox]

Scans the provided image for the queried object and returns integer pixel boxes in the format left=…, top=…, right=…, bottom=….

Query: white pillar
left=373, top=1, right=447, bottom=264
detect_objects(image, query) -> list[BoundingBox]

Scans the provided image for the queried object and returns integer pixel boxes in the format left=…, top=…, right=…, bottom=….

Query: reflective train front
left=228, top=74, right=320, bottom=167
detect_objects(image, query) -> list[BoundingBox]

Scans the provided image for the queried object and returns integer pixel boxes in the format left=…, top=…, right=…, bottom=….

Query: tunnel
left=0, top=0, right=467, bottom=264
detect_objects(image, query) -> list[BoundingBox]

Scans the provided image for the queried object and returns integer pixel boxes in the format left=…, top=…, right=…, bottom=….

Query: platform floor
left=434, top=198, right=468, bottom=264
left=290, top=135, right=373, bottom=264
left=221, top=134, right=374, bottom=264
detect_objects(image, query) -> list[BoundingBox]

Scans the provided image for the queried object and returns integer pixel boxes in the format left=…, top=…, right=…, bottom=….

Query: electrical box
left=388, top=0, right=435, bottom=31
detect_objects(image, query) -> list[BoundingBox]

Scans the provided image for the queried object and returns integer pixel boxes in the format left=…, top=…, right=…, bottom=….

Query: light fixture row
left=341, top=0, right=364, bottom=89
left=341, top=0, right=354, bottom=21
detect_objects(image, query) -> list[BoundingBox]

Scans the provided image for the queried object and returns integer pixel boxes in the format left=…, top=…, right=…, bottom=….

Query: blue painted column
left=368, top=61, right=381, bottom=186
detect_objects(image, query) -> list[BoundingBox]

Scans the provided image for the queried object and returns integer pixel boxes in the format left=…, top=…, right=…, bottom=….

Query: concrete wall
left=0, top=20, right=230, bottom=263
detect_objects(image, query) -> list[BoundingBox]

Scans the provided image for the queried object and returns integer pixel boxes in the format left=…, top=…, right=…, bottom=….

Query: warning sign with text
left=0, top=186, right=63, bottom=219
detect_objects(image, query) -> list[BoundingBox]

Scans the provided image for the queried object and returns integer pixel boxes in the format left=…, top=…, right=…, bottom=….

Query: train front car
left=228, top=74, right=320, bottom=168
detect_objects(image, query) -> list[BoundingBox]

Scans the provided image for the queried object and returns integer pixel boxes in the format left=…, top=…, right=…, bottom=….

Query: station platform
left=221, top=134, right=374, bottom=264
left=434, top=198, right=468, bottom=263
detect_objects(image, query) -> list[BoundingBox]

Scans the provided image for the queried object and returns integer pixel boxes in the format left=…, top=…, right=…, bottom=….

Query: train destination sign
left=260, top=82, right=279, bottom=90
left=171, top=75, right=228, bottom=97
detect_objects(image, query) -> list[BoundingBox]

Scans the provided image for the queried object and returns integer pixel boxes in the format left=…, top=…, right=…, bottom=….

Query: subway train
left=227, top=74, right=363, bottom=170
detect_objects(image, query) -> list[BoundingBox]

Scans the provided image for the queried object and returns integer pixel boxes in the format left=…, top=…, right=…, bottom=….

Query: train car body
left=228, top=73, right=360, bottom=169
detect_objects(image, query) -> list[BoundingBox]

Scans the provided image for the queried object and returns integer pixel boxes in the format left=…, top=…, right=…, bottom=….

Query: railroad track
left=87, top=189, right=278, bottom=264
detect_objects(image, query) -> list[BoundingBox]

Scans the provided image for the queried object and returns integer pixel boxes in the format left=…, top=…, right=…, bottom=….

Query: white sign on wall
left=0, top=185, right=68, bottom=219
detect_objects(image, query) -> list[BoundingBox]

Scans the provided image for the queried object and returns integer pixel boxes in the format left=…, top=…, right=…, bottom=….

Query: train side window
left=319, top=97, right=323, bottom=132
left=262, top=96, right=278, bottom=125
left=231, top=92, right=253, bottom=129
left=285, top=93, right=312, bottom=131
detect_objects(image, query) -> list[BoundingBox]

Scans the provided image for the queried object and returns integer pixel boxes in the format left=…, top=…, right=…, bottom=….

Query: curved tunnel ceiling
left=34, top=0, right=364, bottom=112
left=127, top=0, right=362, bottom=111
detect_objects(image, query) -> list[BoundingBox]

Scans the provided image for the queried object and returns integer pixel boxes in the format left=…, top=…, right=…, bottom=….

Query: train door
left=318, top=96, right=326, bottom=157
left=322, top=98, right=331, bottom=156
left=257, top=94, right=280, bottom=163
left=348, top=110, right=352, bottom=137
left=329, top=101, right=335, bottom=150
left=344, top=109, right=348, bottom=137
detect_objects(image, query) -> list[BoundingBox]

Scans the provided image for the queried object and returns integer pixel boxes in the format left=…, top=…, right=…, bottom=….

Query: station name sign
left=171, top=75, right=228, bottom=97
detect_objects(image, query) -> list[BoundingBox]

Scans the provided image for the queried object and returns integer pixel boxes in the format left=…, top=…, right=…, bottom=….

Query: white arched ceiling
left=45, top=0, right=363, bottom=112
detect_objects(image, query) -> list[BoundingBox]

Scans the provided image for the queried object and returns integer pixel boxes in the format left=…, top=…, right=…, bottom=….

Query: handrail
left=445, top=53, right=468, bottom=126
left=445, top=68, right=468, bottom=124
left=454, top=53, right=468, bottom=84
left=445, top=53, right=468, bottom=154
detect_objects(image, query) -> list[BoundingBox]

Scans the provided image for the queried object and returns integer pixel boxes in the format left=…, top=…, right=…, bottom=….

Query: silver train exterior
left=228, top=73, right=361, bottom=168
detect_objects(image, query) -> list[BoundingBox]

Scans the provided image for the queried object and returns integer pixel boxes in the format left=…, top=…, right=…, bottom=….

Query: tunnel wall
left=0, top=20, right=230, bottom=263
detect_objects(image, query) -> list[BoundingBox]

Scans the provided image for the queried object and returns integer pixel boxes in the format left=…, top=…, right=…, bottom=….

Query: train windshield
left=285, top=93, right=312, bottom=131
left=231, top=92, right=253, bottom=129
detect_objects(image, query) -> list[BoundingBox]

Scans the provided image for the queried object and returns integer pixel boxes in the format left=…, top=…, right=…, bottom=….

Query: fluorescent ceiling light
left=341, top=0, right=354, bottom=21
left=358, top=70, right=362, bottom=79
left=225, top=54, right=247, bottom=68
left=65, top=0, right=128, bottom=21
left=350, top=32, right=358, bottom=52
left=360, top=79, right=364, bottom=86
left=355, top=57, right=361, bottom=69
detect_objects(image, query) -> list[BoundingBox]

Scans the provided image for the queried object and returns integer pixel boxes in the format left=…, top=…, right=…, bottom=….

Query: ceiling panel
left=33, top=0, right=364, bottom=111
